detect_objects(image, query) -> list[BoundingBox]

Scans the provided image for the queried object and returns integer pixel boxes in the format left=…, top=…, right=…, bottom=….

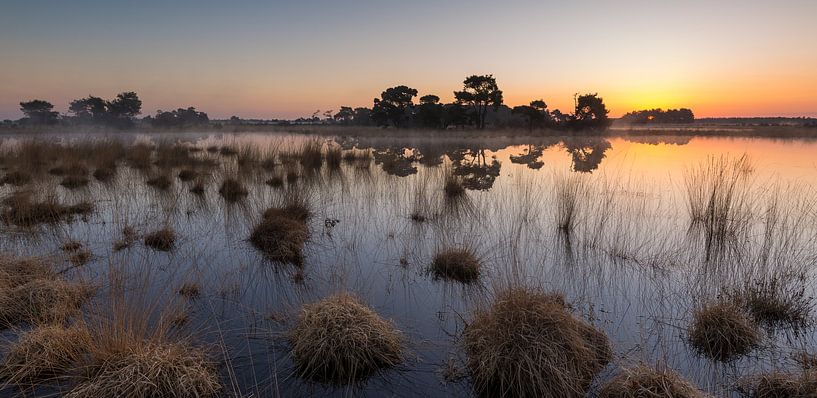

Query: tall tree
left=415, top=94, right=444, bottom=129
left=512, top=99, right=550, bottom=131
left=106, top=91, right=142, bottom=119
left=19, top=100, right=58, bottom=124
left=371, top=85, right=417, bottom=127
left=68, top=96, right=108, bottom=120
left=572, top=93, right=610, bottom=129
left=334, top=106, right=354, bottom=125
left=453, top=74, right=503, bottom=129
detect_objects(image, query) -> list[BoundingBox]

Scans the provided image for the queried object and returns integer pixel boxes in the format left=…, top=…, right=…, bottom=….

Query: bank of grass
left=463, top=287, right=611, bottom=397
left=290, top=293, right=404, bottom=384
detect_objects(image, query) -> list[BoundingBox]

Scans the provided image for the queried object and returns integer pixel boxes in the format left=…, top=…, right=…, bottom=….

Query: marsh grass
left=727, top=275, right=813, bottom=330
left=463, top=287, right=611, bottom=397
left=2, top=191, right=93, bottom=226
left=144, top=228, right=176, bottom=252
left=736, top=371, right=817, bottom=397
left=555, top=172, right=586, bottom=233
left=688, top=301, right=760, bottom=362
left=0, top=324, right=92, bottom=384
left=218, top=178, right=249, bottom=202
left=289, top=293, right=404, bottom=384
left=430, top=248, right=481, bottom=283
left=599, top=364, right=706, bottom=398
left=146, top=174, right=173, bottom=190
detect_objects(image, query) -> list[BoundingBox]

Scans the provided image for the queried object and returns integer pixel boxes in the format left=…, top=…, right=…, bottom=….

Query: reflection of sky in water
left=1, top=132, right=817, bottom=397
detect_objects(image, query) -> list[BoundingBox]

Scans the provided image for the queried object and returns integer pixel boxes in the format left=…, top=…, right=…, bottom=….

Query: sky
left=1, top=0, right=816, bottom=120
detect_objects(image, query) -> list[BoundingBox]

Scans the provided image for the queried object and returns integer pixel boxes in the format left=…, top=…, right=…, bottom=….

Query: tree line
left=17, top=92, right=209, bottom=128
left=619, top=108, right=694, bottom=124
left=332, top=74, right=613, bottom=130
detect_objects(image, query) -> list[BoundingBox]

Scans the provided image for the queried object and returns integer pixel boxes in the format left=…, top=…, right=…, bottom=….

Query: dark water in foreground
left=1, top=132, right=817, bottom=397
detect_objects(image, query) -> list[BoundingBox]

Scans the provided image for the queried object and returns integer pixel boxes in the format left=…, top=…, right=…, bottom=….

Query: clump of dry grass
left=298, top=140, right=324, bottom=169
left=728, top=276, right=812, bottom=330
left=290, top=293, right=404, bottom=384
left=67, top=339, right=221, bottom=398
left=218, top=178, right=248, bottom=202
left=266, top=176, right=284, bottom=188
left=190, top=180, right=206, bottom=195
left=125, top=143, right=154, bottom=170
left=463, top=287, right=611, bottom=397
left=737, top=371, right=817, bottom=397
left=2, top=192, right=93, bottom=226
left=431, top=248, right=481, bottom=283
left=219, top=146, right=238, bottom=156
left=178, top=168, right=198, bottom=182
left=250, top=208, right=309, bottom=264
left=599, top=364, right=707, bottom=398
left=0, top=278, right=95, bottom=328
left=688, top=301, right=760, bottom=361
left=178, top=283, right=201, bottom=299
left=61, top=240, right=84, bottom=252
left=69, top=250, right=93, bottom=266
left=326, top=145, right=342, bottom=169
left=0, top=324, right=92, bottom=383
left=146, top=174, right=172, bottom=190
left=0, top=170, right=32, bottom=186
left=60, top=175, right=90, bottom=189
left=143, top=228, right=176, bottom=252
left=113, top=226, right=139, bottom=251
left=444, top=177, right=466, bottom=198
left=206, top=145, right=219, bottom=153
left=92, top=167, right=115, bottom=182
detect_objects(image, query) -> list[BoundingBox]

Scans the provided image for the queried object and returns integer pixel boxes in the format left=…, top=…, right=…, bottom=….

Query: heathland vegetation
left=0, top=134, right=816, bottom=396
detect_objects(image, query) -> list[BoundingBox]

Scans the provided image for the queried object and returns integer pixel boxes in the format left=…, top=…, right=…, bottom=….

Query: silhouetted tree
left=571, top=93, right=610, bottom=130
left=620, top=108, right=694, bottom=124
left=19, top=100, right=58, bottom=124
left=454, top=75, right=503, bottom=129
left=152, top=107, right=209, bottom=127
left=106, top=92, right=142, bottom=119
left=334, top=106, right=355, bottom=125
left=415, top=94, right=445, bottom=129
left=353, top=107, right=373, bottom=126
left=371, top=85, right=417, bottom=127
left=512, top=99, right=550, bottom=131
left=564, top=137, right=612, bottom=172
left=68, top=96, right=108, bottom=121
left=443, top=103, right=470, bottom=128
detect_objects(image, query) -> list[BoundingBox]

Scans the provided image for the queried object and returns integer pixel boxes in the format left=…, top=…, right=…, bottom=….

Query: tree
left=453, top=74, right=503, bottom=129
left=572, top=93, right=610, bottom=130
left=151, top=107, right=209, bottom=127
left=68, top=96, right=108, bottom=121
left=19, top=100, right=58, bottom=124
left=415, top=94, right=444, bottom=129
left=352, top=107, right=372, bottom=126
left=512, top=99, right=549, bottom=131
left=334, top=106, right=355, bottom=125
left=371, top=85, right=417, bottom=127
left=107, top=91, right=142, bottom=119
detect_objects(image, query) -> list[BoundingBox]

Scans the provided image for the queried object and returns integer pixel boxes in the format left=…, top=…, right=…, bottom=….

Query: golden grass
left=144, top=228, right=176, bottom=252
left=688, top=301, right=760, bottom=362
left=0, top=324, right=92, bottom=383
left=463, top=288, right=611, bottom=397
left=599, top=364, right=707, bottom=398
left=431, top=248, right=481, bottom=283
left=737, top=371, right=817, bottom=397
left=0, top=279, right=95, bottom=328
left=250, top=209, right=309, bottom=264
left=67, top=340, right=221, bottom=398
left=290, top=293, right=404, bottom=384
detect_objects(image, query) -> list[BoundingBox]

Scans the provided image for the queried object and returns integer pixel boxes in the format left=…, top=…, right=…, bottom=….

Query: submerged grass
left=688, top=301, right=760, bottom=362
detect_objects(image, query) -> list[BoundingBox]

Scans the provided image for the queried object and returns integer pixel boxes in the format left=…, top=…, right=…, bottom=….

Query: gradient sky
left=1, top=0, right=816, bottom=120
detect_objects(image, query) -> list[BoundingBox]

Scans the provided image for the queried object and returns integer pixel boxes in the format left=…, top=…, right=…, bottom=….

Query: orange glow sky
left=1, top=1, right=816, bottom=120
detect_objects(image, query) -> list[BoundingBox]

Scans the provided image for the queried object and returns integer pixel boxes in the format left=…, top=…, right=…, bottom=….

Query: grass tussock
left=298, top=140, right=324, bottom=169
left=555, top=172, right=585, bottom=232
left=290, top=293, right=404, bottom=384
left=463, top=288, right=611, bottom=397
left=0, top=170, right=32, bottom=186
left=0, top=324, right=92, bottom=383
left=67, top=339, right=221, bottom=398
left=737, top=371, right=817, bottom=397
left=178, top=283, right=201, bottom=299
left=0, top=255, right=95, bottom=328
left=113, top=226, right=139, bottom=251
left=599, top=364, right=707, bottom=398
left=251, top=207, right=309, bottom=264
left=60, top=175, right=90, bottom=189
left=92, top=167, right=116, bottom=182
left=688, top=301, right=760, bottom=362
left=444, top=177, right=465, bottom=198
left=177, top=168, right=198, bottom=182
left=265, top=176, right=284, bottom=188
left=143, top=228, right=176, bottom=252
left=2, top=192, right=93, bottom=226
left=218, top=178, right=248, bottom=202
left=431, top=248, right=481, bottom=283
left=728, top=276, right=812, bottom=330
left=146, top=174, right=172, bottom=190
left=190, top=180, right=206, bottom=195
